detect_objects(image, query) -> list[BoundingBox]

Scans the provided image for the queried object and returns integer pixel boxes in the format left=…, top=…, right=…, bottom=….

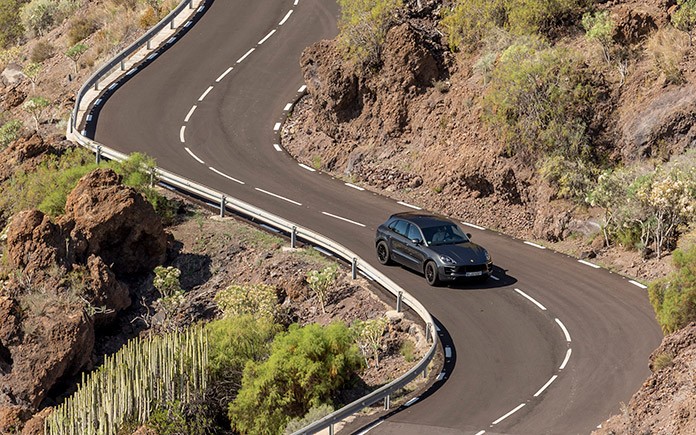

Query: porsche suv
left=375, top=212, right=492, bottom=286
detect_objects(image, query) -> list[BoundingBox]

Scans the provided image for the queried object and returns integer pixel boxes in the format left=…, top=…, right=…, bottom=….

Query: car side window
left=391, top=220, right=409, bottom=236
left=406, top=224, right=422, bottom=242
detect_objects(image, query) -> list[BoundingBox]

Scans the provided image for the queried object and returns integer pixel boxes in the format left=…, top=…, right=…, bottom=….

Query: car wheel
left=424, top=261, right=440, bottom=286
left=376, top=240, right=393, bottom=265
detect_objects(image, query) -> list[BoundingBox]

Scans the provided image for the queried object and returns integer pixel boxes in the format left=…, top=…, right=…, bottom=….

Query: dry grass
left=645, top=27, right=689, bottom=85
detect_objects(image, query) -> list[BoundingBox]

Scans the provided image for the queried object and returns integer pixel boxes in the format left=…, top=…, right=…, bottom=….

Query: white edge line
left=524, top=241, right=547, bottom=249
left=398, top=201, right=421, bottom=210
left=284, top=103, right=293, bottom=111
left=345, top=183, right=365, bottom=191
left=216, top=67, right=233, bottom=82
left=492, top=403, right=526, bottom=425
left=179, top=125, right=186, bottom=143
left=578, top=259, right=600, bottom=269
left=559, top=348, right=572, bottom=370
left=209, top=167, right=244, bottom=185
left=475, top=431, right=486, bottom=435
left=299, top=163, right=316, bottom=172
left=629, top=280, right=648, bottom=289
left=273, top=144, right=282, bottom=152
left=279, top=9, right=293, bottom=25
left=258, top=29, right=276, bottom=45
left=555, top=318, right=572, bottom=342
left=321, top=212, right=366, bottom=227
left=436, top=372, right=446, bottom=381
left=255, top=188, right=302, bottom=206
left=273, top=122, right=282, bottom=131
left=444, top=346, right=452, bottom=358
left=404, top=397, right=419, bottom=407
left=298, top=85, right=307, bottom=92
left=355, top=420, right=383, bottom=435
left=184, top=147, right=204, bottom=164
left=198, top=86, right=213, bottom=101
left=461, top=221, right=486, bottom=231
left=514, top=288, right=547, bottom=311
left=533, top=375, right=558, bottom=397
left=236, top=48, right=255, bottom=63
left=184, top=105, right=197, bottom=122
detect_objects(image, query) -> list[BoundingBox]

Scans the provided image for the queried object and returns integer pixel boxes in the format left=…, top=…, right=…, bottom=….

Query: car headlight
left=440, top=255, right=456, bottom=264
left=485, top=251, right=492, bottom=262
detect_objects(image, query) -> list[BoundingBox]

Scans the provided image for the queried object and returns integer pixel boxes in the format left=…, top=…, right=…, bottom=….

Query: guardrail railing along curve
left=66, top=2, right=439, bottom=434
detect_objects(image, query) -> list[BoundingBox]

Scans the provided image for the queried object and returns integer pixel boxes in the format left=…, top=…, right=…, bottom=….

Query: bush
left=228, top=322, right=362, bottom=434
left=646, top=27, right=689, bottom=85
left=441, top=0, right=505, bottom=51
left=68, top=16, right=98, bottom=45
left=649, top=243, right=696, bottom=333
left=337, top=0, right=403, bottom=65
left=0, top=119, right=23, bottom=149
left=214, top=283, right=279, bottom=320
left=483, top=38, right=597, bottom=165
left=0, top=0, right=25, bottom=48
left=284, top=404, right=334, bottom=434
left=538, top=154, right=598, bottom=201
left=30, top=39, right=54, bottom=63
left=139, top=6, right=159, bottom=29
left=20, top=0, right=59, bottom=37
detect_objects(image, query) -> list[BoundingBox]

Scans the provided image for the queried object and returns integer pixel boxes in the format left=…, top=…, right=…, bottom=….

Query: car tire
left=376, top=240, right=393, bottom=265
left=424, top=261, right=440, bottom=286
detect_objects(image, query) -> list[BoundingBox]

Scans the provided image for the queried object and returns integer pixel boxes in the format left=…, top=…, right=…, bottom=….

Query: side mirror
left=411, top=239, right=423, bottom=245
left=466, top=233, right=472, bottom=239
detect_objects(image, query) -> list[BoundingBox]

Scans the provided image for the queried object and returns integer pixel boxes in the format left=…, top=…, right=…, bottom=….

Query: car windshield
left=423, top=224, right=469, bottom=246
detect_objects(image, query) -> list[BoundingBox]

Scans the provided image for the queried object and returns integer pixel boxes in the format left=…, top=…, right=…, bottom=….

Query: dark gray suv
left=375, top=212, right=492, bottom=286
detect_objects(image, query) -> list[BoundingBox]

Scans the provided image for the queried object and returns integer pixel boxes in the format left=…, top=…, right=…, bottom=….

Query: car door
left=387, top=219, right=410, bottom=265
left=404, top=223, right=428, bottom=269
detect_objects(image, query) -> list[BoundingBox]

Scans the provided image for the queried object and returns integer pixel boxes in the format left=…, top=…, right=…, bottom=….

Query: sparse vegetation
left=646, top=27, right=689, bottom=85
left=22, top=95, right=50, bottom=129
left=0, top=0, right=25, bottom=48
left=582, top=10, right=615, bottom=63
left=351, top=316, right=388, bottom=368
left=214, top=283, right=279, bottom=320
left=0, top=119, right=23, bottom=149
left=652, top=351, right=675, bottom=371
left=30, top=39, right=54, bottom=63
left=306, top=265, right=338, bottom=313
left=649, top=243, right=696, bottom=334
left=65, top=42, right=88, bottom=73
left=337, top=0, right=403, bottom=65
left=672, top=0, right=696, bottom=46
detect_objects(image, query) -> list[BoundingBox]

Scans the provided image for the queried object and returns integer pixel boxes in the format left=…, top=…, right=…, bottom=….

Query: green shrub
left=0, top=0, right=25, bottom=48
left=30, top=39, right=54, bottom=63
left=68, top=16, right=98, bottom=45
left=21, top=0, right=59, bottom=37
left=582, top=10, right=615, bottom=63
left=652, top=351, right=674, bottom=371
left=483, top=38, right=596, bottom=164
left=0, top=119, right=23, bottom=149
left=672, top=0, right=696, bottom=46
left=306, top=265, right=338, bottom=314
left=284, top=404, right=334, bottom=434
left=214, top=283, right=279, bottom=320
left=649, top=243, right=696, bottom=333
left=228, top=322, right=362, bottom=434
left=538, top=154, right=598, bottom=201
left=147, top=399, right=215, bottom=435
left=399, top=339, right=416, bottom=362
left=337, top=0, right=403, bottom=65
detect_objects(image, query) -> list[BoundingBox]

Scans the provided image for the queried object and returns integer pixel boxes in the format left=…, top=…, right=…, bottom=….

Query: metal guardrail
left=66, top=2, right=439, bottom=434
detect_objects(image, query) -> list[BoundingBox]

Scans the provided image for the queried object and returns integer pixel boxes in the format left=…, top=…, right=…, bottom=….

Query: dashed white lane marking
left=514, top=288, right=547, bottom=311
left=184, top=105, right=197, bottom=122
left=559, top=348, right=572, bottom=370
left=578, top=259, right=600, bottom=269
left=299, top=163, right=316, bottom=172
left=445, top=346, right=452, bottom=358
left=404, top=397, right=419, bottom=407
left=397, top=201, right=421, bottom=210
left=345, top=183, right=365, bottom=191
left=354, top=420, right=383, bottom=435
left=555, top=318, right=572, bottom=342
left=273, top=144, right=282, bottom=151
left=198, top=86, right=213, bottom=101
left=533, top=375, right=558, bottom=397
left=273, top=122, right=282, bottom=131
left=294, top=0, right=298, bottom=5
left=629, top=280, right=647, bottom=289
left=179, top=126, right=186, bottom=143
left=279, top=9, right=293, bottom=25
left=184, top=147, right=205, bottom=164
left=461, top=221, right=486, bottom=230
left=216, top=67, right=233, bottom=82
left=298, top=85, right=307, bottom=92
left=524, top=241, right=546, bottom=249
left=322, top=212, right=366, bottom=227
left=284, top=103, right=293, bottom=111
left=258, top=29, right=276, bottom=44
left=492, top=403, right=526, bottom=425
left=209, top=167, right=244, bottom=185
left=255, top=188, right=302, bottom=206
left=237, top=48, right=255, bottom=63
left=475, top=431, right=486, bottom=435
left=436, top=371, right=446, bottom=381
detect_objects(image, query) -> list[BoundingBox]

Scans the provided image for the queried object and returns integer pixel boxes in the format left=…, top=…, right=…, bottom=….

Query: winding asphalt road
left=90, top=0, right=663, bottom=433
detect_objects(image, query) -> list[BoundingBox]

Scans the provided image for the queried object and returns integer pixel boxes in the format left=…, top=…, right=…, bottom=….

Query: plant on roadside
left=306, top=265, right=338, bottom=314
left=337, top=0, right=403, bottom=65
left=649, top=243, right=696, bottom=334
left=351, top=316, right=388, bottom=367
left=214, top=282, right=279, bottom=320
left=22, top=96, right=50, bottom=130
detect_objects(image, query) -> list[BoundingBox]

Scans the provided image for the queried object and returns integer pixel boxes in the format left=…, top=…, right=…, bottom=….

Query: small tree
left=649, top=243, right=696, bottom=333
left=582, top=10, right=615, bottom=63
left=65, top=43, right=87, bottom=73
left=672, top=0, right=696, bottom=46
left=23, top=62, right=41, bottom=91
left=153, top=265, right=185, bottom=329
left=22, top=96, right=50, bottom=130
left=351, top=317, right=388, bottom=368
left=0, top=119, right=22, bottom=149
left=306, top=265, right=338, bottom=313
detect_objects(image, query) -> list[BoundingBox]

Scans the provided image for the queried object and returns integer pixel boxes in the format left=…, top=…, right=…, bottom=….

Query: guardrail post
left=93, top=80, right=99, bottom=91
left=96, top=145, right=102, bottom=164
left=351, top=258, right=357, bottom=279
left=396, top=291, right=403, bottom=312
left=426, top=323, right=432, bottom=343
left=291, top=226, right=297, bottom=248
left=384, top=395, right=390, bottom=410
left=120, top=59, right=125, bottom=71
left=147, top=39, right=152, bottom=50
left=189, top=0, right=194, bottom=9
left=170, top=18, right=175, bottom=30
left=220, top=195, right=226, bottom=217
left=329, top=424, right=334, bottom=435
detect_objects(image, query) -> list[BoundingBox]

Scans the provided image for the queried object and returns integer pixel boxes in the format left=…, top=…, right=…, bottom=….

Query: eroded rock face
left=6, top=209, right=71, bottom=275
left=63, top=168, right=167, bottom=277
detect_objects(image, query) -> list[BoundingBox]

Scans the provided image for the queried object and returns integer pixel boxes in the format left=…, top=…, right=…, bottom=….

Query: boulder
left=63, top=168, right=167, bottom=278
left=84, top=254, right=131, bottom=327
left=5, top=209, right=70, bottom=275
